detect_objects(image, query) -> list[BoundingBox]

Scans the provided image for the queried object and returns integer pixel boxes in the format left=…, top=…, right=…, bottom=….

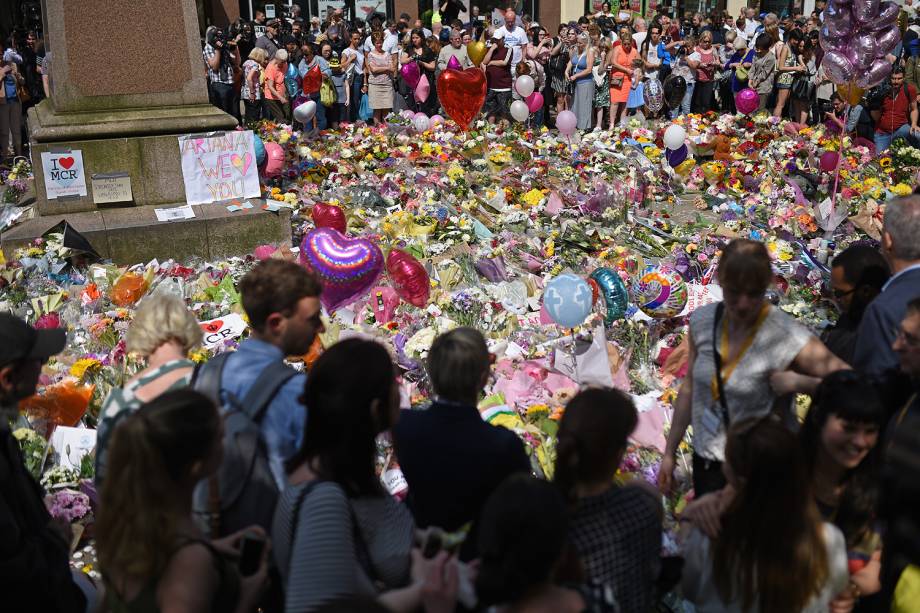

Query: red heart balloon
left=387, top=249, right=430, bottom=308
left=312, top=202, right=347, bottom=234
left=436, top=68, right=487, bottom=130
left=302, top=65, right=322, bottom=95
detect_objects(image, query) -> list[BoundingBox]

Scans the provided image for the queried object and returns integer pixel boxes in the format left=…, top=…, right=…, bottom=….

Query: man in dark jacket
left=0, top=314, right=87, bottom=612
left=393, top=327, right=530, bottom=560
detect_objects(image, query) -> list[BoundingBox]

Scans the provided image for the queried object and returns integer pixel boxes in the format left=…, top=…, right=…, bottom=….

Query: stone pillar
left=3, top=0, right=292, bottom=264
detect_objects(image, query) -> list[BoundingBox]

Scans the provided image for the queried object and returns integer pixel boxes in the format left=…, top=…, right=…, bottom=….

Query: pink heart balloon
left=446, top=55, right=462, bottom=71
left=850, top=32, right=878, bottom=69
left=525, top=91, right=544, bottom=113
left=370, top=286, right=400, bottom=323
left=299, top=228, right=384, bottom=312
left=415, top=74, right=430, bottom=103
left=853, top=0, right=880, bottom=23
left=401, top=62, right=421, bottom=90
left=387, top=249, right=430, bottom=308
left=856, top=58, right=893, bottom=89
left=876, top=24, right=901, bottom=56
left=821, top=50, right=856, bottom=85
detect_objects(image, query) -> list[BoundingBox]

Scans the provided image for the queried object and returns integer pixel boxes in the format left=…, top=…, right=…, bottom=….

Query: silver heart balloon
left=819, top=25, right=849, bottom=53
left=877, top=24, right=901, bottom=56
left=822, top=50, right=856, bottom=85
left=856, top=58, right=892, bottom=89
left=850, top=32, right=879, bottom=69
left=822, top=4, right=854, bottom=37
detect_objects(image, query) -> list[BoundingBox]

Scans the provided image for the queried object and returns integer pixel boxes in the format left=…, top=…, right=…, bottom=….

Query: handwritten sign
left=41, top=150, right=88, bottom=199
left=199, top=313, right=248, bottom=349
left=678, top=283, right=724, bottom=317
left=91, top=173, right=133, bottom=204
left=178, top=131, right=260, bottom=205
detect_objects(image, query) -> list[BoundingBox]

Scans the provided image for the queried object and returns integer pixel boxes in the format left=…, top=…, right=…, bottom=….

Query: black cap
left=0, top=314, right=66, bottom=367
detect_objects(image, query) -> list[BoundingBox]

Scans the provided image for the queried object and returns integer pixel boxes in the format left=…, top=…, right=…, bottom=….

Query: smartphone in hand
left=238, top=531, right=266, bottom=576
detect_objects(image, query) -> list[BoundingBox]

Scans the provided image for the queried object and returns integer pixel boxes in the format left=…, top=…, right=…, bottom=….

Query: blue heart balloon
left=253, top=134, right=267, bottom=165
left=543, top=273, right=593, bottom=328
left=590, top=267, right=629, bottom=325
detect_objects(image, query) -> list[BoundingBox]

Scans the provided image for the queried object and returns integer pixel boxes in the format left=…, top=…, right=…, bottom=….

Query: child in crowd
left=749, top=33, right=776, bottom=111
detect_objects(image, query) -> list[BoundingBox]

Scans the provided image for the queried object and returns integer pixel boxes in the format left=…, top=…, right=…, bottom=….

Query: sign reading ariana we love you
left=199, top=313, right=248, bottom=349
left=178, top=131, right=260, bottom=205
left=41, top=151, right=88, bottom=199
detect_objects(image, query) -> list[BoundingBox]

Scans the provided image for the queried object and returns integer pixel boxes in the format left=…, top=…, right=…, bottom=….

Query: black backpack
left=191, top=352, right=299, bottom=537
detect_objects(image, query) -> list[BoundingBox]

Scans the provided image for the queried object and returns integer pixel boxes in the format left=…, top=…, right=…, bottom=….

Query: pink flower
left=34, top=312, right=61, bottom=329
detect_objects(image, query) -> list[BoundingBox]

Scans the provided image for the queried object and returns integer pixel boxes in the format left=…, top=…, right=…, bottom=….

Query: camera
left=818, top=100, right=834, bottom=116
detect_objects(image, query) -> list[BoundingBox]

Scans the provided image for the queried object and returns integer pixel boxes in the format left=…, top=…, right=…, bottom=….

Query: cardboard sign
left=178, top=131, right=260, bottom=205
left=199, top=313, right=248, bottom=348
left=678, top=283, right=723, bottom=317
left=50, top=426, right=97, bottom=471
left=154, top=204, right=196, bottom=222
left=265, top=3, right=276, bottom=18
left=91, top=172, right=133, bottom=204
left=41, top=150, right=88, bottom=199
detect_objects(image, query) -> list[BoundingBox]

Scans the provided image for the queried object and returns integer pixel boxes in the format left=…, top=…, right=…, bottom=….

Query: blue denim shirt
left=220, top=338, right=306, bottom=490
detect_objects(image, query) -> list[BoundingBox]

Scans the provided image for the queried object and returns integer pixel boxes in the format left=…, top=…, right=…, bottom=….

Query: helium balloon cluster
left=820, top=0, right=900, bottom=89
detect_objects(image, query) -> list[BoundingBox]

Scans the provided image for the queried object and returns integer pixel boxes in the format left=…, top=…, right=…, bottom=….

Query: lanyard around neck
left=710, top=303, right=770, bottom=400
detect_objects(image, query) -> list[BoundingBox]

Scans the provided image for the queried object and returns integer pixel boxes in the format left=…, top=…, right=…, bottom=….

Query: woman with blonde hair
left=94, top=293, right=202, bottom=485
left=242, top=47, right=269, bottom=124
left=564, top=31, right=595, bottom=131
left=97, top=389, right=269, bottom=612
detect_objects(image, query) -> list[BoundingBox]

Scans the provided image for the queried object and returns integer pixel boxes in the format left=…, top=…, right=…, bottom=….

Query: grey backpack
left=191, top=352, right=298, bottom=537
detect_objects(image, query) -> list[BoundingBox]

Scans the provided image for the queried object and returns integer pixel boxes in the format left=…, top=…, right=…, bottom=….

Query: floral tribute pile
left=2, top=110, right=917, bottom=581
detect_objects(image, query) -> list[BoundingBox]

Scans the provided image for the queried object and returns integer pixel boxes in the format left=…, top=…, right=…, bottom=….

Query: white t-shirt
left=633, top=31, right=648, bottom=50
left=494, top=24, right=529, bottom=71
left=342, top=46, right=365, bottom=75
left=363, top=30, right=399, bottom=54
left=744, top=18, right=759, bottom=38
left=644, top=43, right=660, bottom=80
left=682, top=523, right=849, bottom=613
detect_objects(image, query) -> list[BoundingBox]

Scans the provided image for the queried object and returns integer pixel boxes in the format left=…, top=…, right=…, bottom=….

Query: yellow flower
left=526, top=404, right=550, bottom=417
left=879, top=157, right=893, bottom=169
left=891, top=183, right=912, bottom=196
left=189, top=349, right=209, bottom=364
left=69, top=358, right=101, bottom=380
left=520, top=188, right=544, bottom=208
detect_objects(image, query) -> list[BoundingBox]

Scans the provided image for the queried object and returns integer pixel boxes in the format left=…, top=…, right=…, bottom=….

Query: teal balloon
left=543, top=273, right=593, bottom=328
left=253, top=135, right=266, bottom=165
left=590, top=267, right=629, bottom=325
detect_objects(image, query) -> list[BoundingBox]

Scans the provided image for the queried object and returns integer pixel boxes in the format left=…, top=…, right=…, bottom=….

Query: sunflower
left=879, top=156, right=893, bottom=169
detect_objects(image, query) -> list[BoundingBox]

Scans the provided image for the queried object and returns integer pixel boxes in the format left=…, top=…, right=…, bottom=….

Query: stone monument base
left=1, top=201, right=292, bottom=264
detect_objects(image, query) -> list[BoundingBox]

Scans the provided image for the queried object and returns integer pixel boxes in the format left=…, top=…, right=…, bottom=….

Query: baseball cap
left=267, top=19, right=281, bottom=28
left=0, top=314, right=65, bottom=367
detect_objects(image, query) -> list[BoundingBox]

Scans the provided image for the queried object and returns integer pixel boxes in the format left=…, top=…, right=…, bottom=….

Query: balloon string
left=570, top=328, right=580, bottom=385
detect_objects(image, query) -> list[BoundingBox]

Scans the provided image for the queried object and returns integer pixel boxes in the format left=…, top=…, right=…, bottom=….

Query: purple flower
left=475, top=256, right=508, bottom=282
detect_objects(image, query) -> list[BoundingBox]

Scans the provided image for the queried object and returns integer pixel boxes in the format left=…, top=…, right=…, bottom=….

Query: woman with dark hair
left=659, top=239, right=849, bottom=496
left=272, top=338, right=424, bottom=612
left=399, top=28, right=437, bottom=115
left=555, top=388, right=662, bottom=612
left=476, top=475, right=618, bottom=612
left=96, top=389, right=268, bottom=612
left=681, top=419, right=849, bottom=612
left=549, top=26, right=576, bottom=120
left=774, top=28, right=806, bottom=118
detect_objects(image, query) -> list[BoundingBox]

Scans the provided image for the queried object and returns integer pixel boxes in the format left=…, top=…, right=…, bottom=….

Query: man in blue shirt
left=222, top=259, right=324, bottom=490
left=854, top=196, right=920, bottom=375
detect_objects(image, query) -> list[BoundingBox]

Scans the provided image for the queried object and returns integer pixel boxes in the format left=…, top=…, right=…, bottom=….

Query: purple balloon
left=400, top=62, right=421, bottom=89
left=853, top=0, right=880, bottom=23
left=822, top=50, right=856, bottom=85
left=877, top=24, right=901, bottom=56
left=299, top=228, right=384, bottom=312
left=856, top=58, right=893, bottom=89
left=446, top=55, right=462, bottom=71
left=850, top=32, right=879, bottom=69
left=874, top=0, right=900, bottom=27
left=666, top=144, right=688, bottom=167
left=819, top=25, right=849, bottom=53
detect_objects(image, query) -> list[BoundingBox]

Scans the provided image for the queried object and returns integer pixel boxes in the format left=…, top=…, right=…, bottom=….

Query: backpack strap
left=192, top=352, right=232, bottom=404
left=239, top=361, right=299, bottom=424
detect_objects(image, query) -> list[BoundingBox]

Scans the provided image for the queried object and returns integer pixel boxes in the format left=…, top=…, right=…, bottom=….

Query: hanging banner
left=178, top=131, right=260, bottom=205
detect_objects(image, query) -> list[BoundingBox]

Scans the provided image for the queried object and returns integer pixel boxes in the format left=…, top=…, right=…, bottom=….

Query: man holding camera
left=871, top=66, right=920, bottom=152
left=825, top=92, right=874, bottom=142
left=203, top=27, right=241, bottom=121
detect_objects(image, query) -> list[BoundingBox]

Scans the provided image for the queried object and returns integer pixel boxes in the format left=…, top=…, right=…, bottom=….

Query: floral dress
left=593, top=51, right=610, bottom=108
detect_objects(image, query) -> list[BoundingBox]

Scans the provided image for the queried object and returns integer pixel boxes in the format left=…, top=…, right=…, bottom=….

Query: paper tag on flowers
left=678, top=283, right=723, bottom=317
left=199, top=313, right=248, bottom=349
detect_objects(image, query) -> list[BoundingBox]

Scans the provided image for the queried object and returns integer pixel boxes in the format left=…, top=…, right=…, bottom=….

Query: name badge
left=699, top=405, right=724, bottom=440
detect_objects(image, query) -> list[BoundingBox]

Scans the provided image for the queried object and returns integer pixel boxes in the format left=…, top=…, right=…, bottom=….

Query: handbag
left=320, top=76, right=337, bottom=107
left=791, top=73, right=815, bottom=101
left=359, top=92, right=372, bottom=121
left=735, top=64, right=748, bottom=81
left=15, top=78, right=30, bottom=104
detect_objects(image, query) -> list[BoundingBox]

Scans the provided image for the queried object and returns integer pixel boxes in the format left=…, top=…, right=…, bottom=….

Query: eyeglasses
left=832, top=287, right=856, bottom=299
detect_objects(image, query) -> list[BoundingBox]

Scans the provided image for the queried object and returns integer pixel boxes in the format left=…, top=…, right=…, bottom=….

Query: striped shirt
left=202, top=43, right=234, bottom=84
left=94, top=359, right=195, bottom=485
left=272, top=480, right=415, bottom=612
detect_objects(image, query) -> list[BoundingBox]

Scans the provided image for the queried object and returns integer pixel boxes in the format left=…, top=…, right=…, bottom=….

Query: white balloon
left=510, top=100, right=530, bottom=122
left=515, top=75, right=535, bottom=98
left=663, top=124, right=686, bottom=150
left=413, top=115, right=431, bottom=132
left=294, top=100, right=317, bottom=123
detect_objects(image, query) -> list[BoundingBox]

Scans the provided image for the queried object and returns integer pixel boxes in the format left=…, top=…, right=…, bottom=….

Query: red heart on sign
left=436, top=68, right=487, bottom=130
left=59, top=157, right=75, bottom=169
left=201, top=320, right=223, bottom=333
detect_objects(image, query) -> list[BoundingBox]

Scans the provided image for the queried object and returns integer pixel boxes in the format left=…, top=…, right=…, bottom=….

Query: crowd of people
left=3, top=189, right=920, bottom=611
left=0, top=28, right=46, bottom=165
left=194, top=3, right=920, bottom=153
